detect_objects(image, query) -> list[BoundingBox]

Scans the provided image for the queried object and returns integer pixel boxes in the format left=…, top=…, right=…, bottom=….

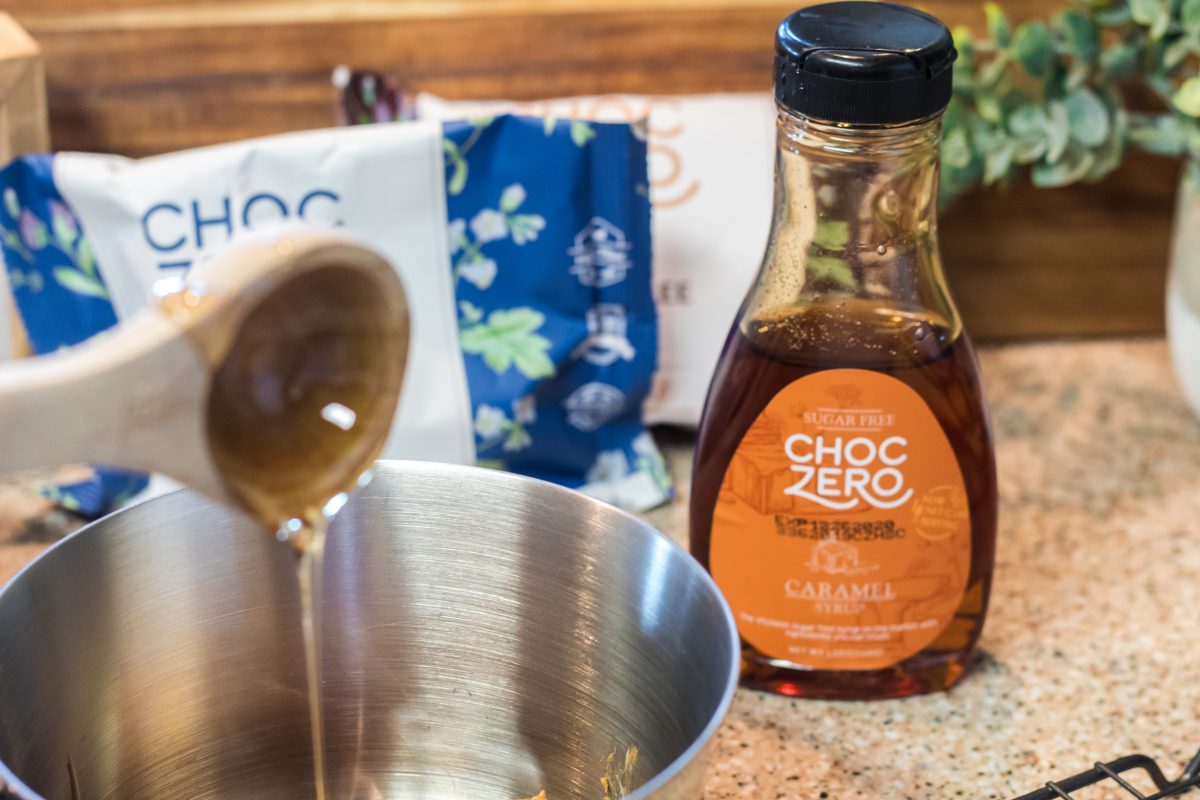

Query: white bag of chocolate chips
left=415, top=92, right=779, bottom=426
left=1, top=121, right=476, bottom=470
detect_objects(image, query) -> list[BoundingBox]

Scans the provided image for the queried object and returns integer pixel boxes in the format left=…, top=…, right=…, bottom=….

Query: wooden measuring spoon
left=0, top=231, right=410, bottom=532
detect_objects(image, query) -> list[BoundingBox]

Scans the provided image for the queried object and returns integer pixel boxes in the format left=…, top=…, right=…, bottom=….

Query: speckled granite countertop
left=3, top=338, right=1199, bottom=799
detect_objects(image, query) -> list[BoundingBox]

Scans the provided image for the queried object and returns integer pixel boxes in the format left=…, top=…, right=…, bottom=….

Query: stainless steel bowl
left=0, top=462, right=738, bottom=800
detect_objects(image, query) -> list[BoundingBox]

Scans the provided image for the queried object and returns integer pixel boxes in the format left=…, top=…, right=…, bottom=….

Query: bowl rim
left=0, top=460, right=741, bottom=800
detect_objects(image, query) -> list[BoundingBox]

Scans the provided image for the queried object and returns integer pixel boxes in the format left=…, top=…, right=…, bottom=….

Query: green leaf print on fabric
left=53, top=268, right=109, bottom=299
left=460, top=307, right=556, bottom=379
left=570, top=120, right=597, bottom=147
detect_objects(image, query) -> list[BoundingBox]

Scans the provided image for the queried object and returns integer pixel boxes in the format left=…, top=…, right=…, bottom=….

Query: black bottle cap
left=775, top=1, right=957, bottom=125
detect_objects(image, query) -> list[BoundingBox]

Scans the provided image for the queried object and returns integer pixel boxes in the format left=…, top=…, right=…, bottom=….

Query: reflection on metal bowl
left=0, top=462, right=738, bottom=800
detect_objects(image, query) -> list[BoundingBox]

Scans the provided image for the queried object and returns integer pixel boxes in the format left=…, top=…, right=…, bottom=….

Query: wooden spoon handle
left=0, top=310, right=210, bottom=482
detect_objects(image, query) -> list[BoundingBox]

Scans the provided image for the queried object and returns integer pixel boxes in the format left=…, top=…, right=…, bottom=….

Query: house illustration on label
left=568, top=217, right=632, bottom=288
left=563, top=382, right=626, bottom=431
left=805, top=541, right=879, bottom=577
left=571, top=304, right=637, bottom=366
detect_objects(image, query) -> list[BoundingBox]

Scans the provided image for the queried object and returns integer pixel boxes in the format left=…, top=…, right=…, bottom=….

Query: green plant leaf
left=1144, top=38, right=1170, bottom=73
left=1065, top=88, right=1109, bottom=146
left=1130, top=0, right=1167, bottom=30
left=1152, top=5, right=1172, bottom=37
left=1095, top=2, right=1133, bottom=25
left=943, top=95, right=968, bottom=129
left=1044, top=101, right=1070, bottom=163
left=985, top=2, right=1013, bottom=47
left=1032, top=146, right=1094, bottom=187
left=1174, top=77, right=1200, bottom=117
left=1064, top=61, right=1090, bottom=90
left=813, top=219, right=850, bottom=250
left=806, top=256, right=856, bottom=290
left=1009, top=104, right=1047, bottom=137
left=953, top=24, right=973, bottom=49
left=3, top=188, right=18, bottom=218
left=1128, top=113, right=1188, bottom=155
left=1058, top=10, right=1099, bottom=63
left=1088, top=105, right=1127, bottom=180
left=76, top=238, right=96, bottom=276
left=1099, top=41, right=1141, bottom=81
left=1011, top=21, right=1055, bottom=76
left=469, top=116, right=493, bottom=129
left=1185, top=0, right=1200, bottom=29
left=569, top=120, right=596, bottom=148
left=1164, top=35, right=1196, bottom=69
left=1132, top=0, right=1171, bottom=38
left=983, top=140, right=1015, bottom=184
left=968, top=113, right=1005, bottom=151
left=1012, top=136, right=1048, bottom=163
left=543, top=116, right=557, bottom=136
left=459, top=308, right=556, bottom=379
left=940, top=103, right=983, bottom=205
left=977, top=92, right=1005, bottom=125
left=953, top=25, right=976, bottom=74
left=1009, top=121, right=1047, bottom=162
left=943, top=125, right=973, bottom=168
left=978, top=52, right=1012, bottom=88
left=1146, top=73, right=1180, bottom=106
left=53, top=267, right=108, bottom=299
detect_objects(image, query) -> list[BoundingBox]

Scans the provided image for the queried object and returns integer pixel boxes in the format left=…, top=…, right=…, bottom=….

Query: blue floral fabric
left=0, top=155, right=149, bottom=514
left=443, top=115, right=669, bottom=506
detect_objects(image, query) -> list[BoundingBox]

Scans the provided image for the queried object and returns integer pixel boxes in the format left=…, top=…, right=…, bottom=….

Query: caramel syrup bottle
left=690, top=2, right=997, bottom=700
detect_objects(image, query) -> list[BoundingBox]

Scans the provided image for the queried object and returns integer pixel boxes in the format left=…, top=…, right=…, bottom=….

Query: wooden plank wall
left=6, top=0, right=1182, bottom=339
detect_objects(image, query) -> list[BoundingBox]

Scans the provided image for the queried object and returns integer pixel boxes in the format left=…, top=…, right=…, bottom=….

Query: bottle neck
left=748, top=106, right=959, bottom=336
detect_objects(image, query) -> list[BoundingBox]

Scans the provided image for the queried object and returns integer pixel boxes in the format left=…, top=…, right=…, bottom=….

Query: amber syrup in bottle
left=689, top=2, right=997, bottom=700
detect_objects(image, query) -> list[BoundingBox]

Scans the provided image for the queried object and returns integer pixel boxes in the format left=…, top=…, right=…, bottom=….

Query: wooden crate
left=5, top=0, right=1182, bottom=340
left=0, top=13, right=48, bottom=358
left=0, top=13, right=47, bottom=165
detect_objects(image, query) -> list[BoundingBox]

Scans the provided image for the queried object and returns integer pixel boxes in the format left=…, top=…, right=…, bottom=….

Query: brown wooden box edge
left=0, top=12, right=49, bottom=357
left=6, top=0, right=1181, bottom=341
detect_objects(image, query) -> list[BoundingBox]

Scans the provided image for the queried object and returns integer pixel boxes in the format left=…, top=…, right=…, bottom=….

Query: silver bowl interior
left=0, top=462, right=737, bottom=800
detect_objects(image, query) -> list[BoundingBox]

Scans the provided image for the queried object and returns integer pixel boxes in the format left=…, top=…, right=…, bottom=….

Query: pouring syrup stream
left=176, top=254, right=406, bottom=800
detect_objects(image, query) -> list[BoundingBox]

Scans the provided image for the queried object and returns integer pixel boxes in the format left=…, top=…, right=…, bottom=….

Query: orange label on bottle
left=710, top=368, right=971, bottom=671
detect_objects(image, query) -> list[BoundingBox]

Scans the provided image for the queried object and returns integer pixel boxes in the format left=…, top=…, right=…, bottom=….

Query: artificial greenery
left=942, top=0, right=1200, bottom=204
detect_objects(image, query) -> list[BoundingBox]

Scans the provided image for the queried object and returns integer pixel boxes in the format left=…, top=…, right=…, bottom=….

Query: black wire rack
left=1014, top=748, right=1200, bottom=799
